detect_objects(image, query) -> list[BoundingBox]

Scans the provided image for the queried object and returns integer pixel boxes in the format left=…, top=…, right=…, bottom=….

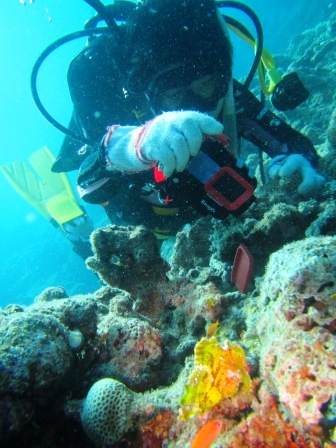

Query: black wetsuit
left=55, top=33, right=319, bottom=237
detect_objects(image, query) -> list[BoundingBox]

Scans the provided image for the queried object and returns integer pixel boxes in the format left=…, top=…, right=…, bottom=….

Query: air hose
left=216, top=1, right=264, bottom=89
left=31, top=28, right=113, bottom=147
left=31, top=0, right=265, bottom=142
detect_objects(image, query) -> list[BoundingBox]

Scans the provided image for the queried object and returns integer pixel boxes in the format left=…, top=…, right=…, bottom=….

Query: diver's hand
left=63, top=215, right=93, bottom=242
left=268, top=154, right=325, bottom=196
left=105, top=111, right=223, bottom=176
left=139, top=111, right=223, bottom=177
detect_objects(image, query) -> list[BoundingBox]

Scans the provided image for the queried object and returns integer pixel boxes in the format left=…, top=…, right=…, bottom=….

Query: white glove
left=139, top=111, right=224, bottom=177
left=268, top=154, right=325, bottom=196
left=105, top=111, right=223, bottom=177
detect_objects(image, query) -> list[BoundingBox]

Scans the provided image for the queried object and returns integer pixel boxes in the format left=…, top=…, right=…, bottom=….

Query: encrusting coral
left=244, top=236, right=336, bottom=443
left=76, top=336, right=251, bottom=445
left=327, top=107, right=336, bottom=149
left=86, top=224, right=169, bottom=295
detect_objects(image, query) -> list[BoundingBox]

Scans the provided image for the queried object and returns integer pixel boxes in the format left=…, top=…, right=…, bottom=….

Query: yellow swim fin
left=0, top=146, right=83, bottom=227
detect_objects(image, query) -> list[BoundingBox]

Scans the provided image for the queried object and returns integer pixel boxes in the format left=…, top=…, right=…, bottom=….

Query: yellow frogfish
left=179, top=336, right=251, bottom=420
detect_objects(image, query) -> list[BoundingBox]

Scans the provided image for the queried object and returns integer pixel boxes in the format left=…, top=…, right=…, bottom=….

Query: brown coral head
left=86, top=225, right=169, bottom=294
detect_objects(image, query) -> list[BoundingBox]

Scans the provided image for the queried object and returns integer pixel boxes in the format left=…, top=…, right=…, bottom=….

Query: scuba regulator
left=271, top=72, right=309, bottom=111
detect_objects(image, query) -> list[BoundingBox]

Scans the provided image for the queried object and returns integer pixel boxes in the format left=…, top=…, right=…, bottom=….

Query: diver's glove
left=104, top=111, right=223, bottom=177
left=268, top=154, right=325, bottom=196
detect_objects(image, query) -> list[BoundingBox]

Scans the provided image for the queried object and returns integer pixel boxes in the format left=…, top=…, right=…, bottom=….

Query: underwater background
left=0, top=0, right=334, bottom=307
left=0, top=2, right=336, bottom=447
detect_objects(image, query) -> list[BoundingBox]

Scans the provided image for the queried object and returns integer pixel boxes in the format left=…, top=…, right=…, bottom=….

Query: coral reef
left=274, top=12, right=336, bottom=147
left=327, top=107, right=336, bottom=149
left=0, top=289, right=101, bottom=443
left=96, top=313, right=163, bottom=389
left=86, top=225, right=169, bottom=295
left=81, top=378, right=135, bottom=445
left=1, top=15, right=336, bottom=448
left=244, top=236, right=336, bottom=442
left=0, top=309, right=75, bottom=441
left=306, top=203, right=336, bottom=236
left=34, top=286, right=68, bottom=303
left=28, top=293, right=98, bottom=335
left=1, top=234, right=336, bottom=447
left=0, top=312, right=73, bottom=396
left=168, top=217, right=212, bottom=276
left=70, top=236, right=336, bottom=447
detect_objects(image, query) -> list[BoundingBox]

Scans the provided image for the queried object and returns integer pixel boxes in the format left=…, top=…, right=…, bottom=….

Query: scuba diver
left=2, top=0, right=326, bottom=245
left=70, top=0, right=325, bottom=239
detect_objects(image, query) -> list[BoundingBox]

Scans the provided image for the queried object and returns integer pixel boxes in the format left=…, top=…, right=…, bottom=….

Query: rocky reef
left=1, top=232, right=335, bottom=447
left=86, top=225, right=169, bottom=295
left=1, top=13, right=336, bottom=448
left=244, top=236, right=336, bottom=443
left=272, top=11, right=336, bottom=148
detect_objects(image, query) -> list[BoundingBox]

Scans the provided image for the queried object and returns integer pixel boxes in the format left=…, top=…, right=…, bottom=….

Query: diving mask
left=147, top=65, right=228, bottom=113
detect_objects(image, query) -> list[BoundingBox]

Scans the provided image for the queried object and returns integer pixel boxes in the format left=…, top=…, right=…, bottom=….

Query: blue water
left=0, top=0, right=334, bottom=307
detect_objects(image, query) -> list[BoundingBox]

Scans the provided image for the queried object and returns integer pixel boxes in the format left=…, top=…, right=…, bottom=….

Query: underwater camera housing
left=271, top=72, right=309, bottom=111
left=159, top=136, right=257, bottom=220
